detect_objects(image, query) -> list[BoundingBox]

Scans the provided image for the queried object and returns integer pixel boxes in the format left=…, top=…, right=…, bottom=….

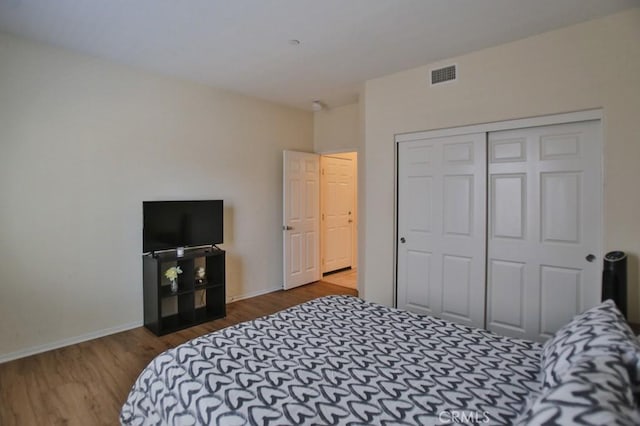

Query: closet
left=396, top=114, right=602, bottom=342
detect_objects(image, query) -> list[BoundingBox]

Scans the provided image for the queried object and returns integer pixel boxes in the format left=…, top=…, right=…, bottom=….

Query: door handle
left=400, top=237, right=406, bottom=244
left=348, top=219, right=353, bottom=223
left=283, top=225, right=293, bottom=231
left=586, top=254, right=596, bottom=263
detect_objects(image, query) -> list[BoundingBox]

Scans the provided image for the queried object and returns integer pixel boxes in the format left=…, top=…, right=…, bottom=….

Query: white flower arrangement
left=165, top=266, right=183, bottom=281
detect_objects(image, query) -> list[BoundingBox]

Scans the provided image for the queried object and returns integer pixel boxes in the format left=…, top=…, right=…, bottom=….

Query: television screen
left=143, top=200, right=223, bottom=253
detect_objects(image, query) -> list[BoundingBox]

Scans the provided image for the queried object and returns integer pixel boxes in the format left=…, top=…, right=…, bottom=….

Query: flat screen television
left=143, top=200, right=223, bottom=253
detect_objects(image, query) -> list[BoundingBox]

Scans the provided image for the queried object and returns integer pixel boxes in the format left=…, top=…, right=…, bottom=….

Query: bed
left=121, top=296, right=640, bottom=425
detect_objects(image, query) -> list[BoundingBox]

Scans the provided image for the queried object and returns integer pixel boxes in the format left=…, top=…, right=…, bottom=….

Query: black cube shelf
left=143, top=248, right=225, bottom=335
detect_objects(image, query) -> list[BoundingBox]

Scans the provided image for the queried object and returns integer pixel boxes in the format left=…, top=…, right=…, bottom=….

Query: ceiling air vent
left=430, top=64, right=457, bottom=85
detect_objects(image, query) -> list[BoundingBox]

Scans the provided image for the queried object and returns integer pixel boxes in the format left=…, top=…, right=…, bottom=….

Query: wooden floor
left=322, top=268, right=357, bottom=290
left=0, top=281, right=357, bottom=426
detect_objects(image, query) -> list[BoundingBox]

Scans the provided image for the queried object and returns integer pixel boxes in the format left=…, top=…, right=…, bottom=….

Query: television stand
left=143, top=248, right=225, bottom=335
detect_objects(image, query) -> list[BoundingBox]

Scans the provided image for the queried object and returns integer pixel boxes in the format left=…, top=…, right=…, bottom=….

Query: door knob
left=400, top=237, right=406, bottom=244
left=283, top=225, right=293, bottom=231
left=586, top=254, right=596, bottom=263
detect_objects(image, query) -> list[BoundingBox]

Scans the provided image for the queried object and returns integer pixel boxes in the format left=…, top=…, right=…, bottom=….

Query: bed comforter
left=121, top=295, right=542, bottom=425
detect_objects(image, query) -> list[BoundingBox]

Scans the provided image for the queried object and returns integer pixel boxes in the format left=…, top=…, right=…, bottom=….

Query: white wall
left=313, top=103, right=359, bottom=153
left=362, top=9, right=640, bottom=319
left=314, top=102, right=361, bottom=277
left=0, top=34, right=313, bottom=360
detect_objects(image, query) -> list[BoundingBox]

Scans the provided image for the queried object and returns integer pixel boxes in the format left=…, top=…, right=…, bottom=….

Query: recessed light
left=288, top=39, right=301, bottom=46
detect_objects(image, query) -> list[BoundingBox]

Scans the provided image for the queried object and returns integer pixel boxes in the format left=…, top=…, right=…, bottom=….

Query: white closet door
left=397, top=133, right=486, bottom=328
left=487, top=121, right=601, bottom=342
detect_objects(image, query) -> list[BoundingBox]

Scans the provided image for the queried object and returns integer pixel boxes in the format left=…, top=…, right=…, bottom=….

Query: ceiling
left=0, top=0, right=637, bottom=110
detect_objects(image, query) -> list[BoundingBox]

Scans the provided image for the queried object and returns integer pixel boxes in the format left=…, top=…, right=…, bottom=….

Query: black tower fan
left=602, top=251, right=627, bottom=318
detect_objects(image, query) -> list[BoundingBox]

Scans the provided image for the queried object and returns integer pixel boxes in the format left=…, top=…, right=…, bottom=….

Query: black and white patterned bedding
left=517, top=300, right=640, bottom=425
left=121, top=295, right=542, bottom=425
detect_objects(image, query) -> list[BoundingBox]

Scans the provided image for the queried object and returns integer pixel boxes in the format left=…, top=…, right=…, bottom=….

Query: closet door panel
left=488, top=259, right=526, bottom=332
left=397, top=142, right=438, bottom=316
left=405, top=250, right=432, bottom=311
left=540, top=265, right=581, bottom=336
left=491, top=174, right=526, bottom=240
left=442, top=254, right=472, bottom=321
left=443, top=175, right=474, bottom=236
left=488, top=121, right=601, bottom=342
left=398, top=133, right=486, bottom=328
left=541, top=172, right=580, bottom=244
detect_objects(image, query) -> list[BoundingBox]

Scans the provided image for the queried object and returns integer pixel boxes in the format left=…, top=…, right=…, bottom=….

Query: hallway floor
left=322, top=268, right=357, bottom=290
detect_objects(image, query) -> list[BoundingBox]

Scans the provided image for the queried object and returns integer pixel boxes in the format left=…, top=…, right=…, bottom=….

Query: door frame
left=320, top=152, right=357, bottom=274
left=394, top=108, right=604, bottom=308
left=282, top=149, right=359, bottom=291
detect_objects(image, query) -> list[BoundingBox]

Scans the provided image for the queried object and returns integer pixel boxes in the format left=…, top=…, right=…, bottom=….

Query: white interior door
left=397, top=133, right=487, bottom=328
left=487, top=121, right=602, bottom=341
left=283, top=151, right=320, bottom=290
left=321, top=155, right=354, bottom=273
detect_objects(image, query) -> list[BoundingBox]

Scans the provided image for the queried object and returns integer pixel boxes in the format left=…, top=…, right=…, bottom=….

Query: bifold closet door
left=397, top=133, right=486, bottom=328
left=487, top=121, right=601, bottom=342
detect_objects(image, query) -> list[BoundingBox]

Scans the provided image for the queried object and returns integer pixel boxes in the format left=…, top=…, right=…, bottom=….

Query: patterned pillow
left=541, top=299, right=640, bottom=390
left=516, top=353, right=640, bottom=425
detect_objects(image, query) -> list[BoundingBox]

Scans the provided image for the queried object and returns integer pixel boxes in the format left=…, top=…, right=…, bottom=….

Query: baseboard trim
left=0, top=320, right=143, bottom=365
left=226, top=286, right=282, bottom=304
left=2, top=287, right=285, bottom=364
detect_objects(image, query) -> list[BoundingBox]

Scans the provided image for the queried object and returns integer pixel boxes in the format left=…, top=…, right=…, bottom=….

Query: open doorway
left=320, top=152, right=357, bottom=290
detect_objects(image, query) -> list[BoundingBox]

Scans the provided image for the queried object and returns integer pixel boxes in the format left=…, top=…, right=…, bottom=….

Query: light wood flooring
left=321, top=268, right=357, bottom=290
left=0, top=281, right=357, bottom=426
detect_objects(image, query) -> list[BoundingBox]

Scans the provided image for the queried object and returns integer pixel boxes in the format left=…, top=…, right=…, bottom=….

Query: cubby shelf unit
left=143, top=248, right=225, bottom=335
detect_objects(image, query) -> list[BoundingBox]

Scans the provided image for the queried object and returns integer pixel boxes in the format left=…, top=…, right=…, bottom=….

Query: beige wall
left=314, top=103, right=359, bottom=153
left=0, top=34, right=313, bottom=360
left=362, top=9, right=640, bottom=319
left=314, top=102, right=361, bottom=277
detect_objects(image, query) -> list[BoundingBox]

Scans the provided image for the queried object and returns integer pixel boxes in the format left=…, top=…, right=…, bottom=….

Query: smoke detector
left=311, top=100, right=324, bottom=111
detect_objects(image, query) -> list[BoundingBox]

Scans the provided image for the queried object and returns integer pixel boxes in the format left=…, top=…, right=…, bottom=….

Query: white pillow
left=540, top=299, right=640, bottom=390
left=516, top=352, right=640, bottom=425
